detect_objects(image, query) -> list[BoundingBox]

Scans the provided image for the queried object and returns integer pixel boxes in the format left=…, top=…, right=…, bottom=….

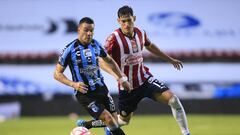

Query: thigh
left=146, top=77, right=170, bottom=102
left=75, top=92, right=105, bottom=119
left=153, top=90, right=174, bottom=104
left=99, top=109, right=116, bottom=126
left=111, top=111, right=118, bottom=122
left=118, top=89, right=143, bottom=117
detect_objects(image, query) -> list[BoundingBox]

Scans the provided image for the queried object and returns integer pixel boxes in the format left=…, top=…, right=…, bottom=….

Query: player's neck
left=120, top=29, right=134, bottom=38
left=77, top=38, right=90, bottom=46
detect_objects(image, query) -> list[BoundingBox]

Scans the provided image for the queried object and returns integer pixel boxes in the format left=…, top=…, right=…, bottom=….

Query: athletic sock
left=86, top=115, right=128, bottom=128
left=86, top=120, right=106, bottom=129
left=168, top=95, right=190, bottom=135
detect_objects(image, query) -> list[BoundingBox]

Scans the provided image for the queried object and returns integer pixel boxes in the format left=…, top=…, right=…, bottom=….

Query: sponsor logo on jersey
left=79, top=65, right=99, bottom=76
left=124, top=53, right=143, bottom=65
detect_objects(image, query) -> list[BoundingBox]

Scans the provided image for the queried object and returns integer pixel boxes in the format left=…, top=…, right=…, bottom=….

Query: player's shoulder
left=61, top=39, right=78, bottom=53
left=106, top=34, right=115, bottom=43
left=105, top=30, right=119, bottom=46
left=91, top=39, right=102, bottom=47
left=134, top=27, right=145, bottom=34
left=65, top=39, right=78, bottom=49
left=107, top=29, right=119, bottom=41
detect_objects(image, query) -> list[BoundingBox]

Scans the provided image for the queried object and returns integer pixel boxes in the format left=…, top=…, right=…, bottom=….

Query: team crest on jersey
left=83, top=49, right=92, bottom=57
left=131, top=39, right=138, bottom=53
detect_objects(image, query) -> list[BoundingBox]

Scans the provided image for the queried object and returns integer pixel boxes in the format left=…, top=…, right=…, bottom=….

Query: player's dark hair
left=79, top=17, right=94, bottom=25
left=118, top=5, right=134, bottom=18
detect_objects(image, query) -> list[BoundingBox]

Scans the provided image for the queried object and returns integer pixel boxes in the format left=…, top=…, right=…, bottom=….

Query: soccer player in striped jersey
left=77, top=6, right=191, bottom=135
left=54, top=17, right=132, bottom=135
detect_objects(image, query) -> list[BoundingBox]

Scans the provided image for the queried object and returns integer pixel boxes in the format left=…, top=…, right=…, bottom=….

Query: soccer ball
left=70, top=126, right=91, bottom=135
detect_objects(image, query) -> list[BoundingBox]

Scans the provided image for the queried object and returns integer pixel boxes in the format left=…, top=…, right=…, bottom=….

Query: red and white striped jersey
left=104, top=27, right=153, bottom=90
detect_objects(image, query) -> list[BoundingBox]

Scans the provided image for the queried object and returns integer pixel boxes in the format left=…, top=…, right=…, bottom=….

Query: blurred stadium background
left=0, top=0, right=240, bottom=135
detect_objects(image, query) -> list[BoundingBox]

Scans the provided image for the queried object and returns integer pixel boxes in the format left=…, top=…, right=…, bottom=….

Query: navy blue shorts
left=75, top=84, right=116, bottom=119
left=118, top=77, right=169, bottom=116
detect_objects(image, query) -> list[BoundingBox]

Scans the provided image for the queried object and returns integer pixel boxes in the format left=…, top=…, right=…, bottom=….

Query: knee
left=120, top=121, right=129, bottom=126
left=118, top=115, right=129, bottom=126
left=100, top=110, right=116, bottom=125
left=168, top=95, right=182, bottom=109
left=155, top=90, right=174, bottom=104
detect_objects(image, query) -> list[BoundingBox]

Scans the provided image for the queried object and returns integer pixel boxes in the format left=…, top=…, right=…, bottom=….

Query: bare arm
left=145, top=43, right=183, bottom=70
left=54, top=63, right=88, bottom=93
left=99, top=54, right=132, bottom=91
left=99, top=55, right=119, bottom=79
left=54, top=63, right=74, bottom=87
left=99, top=54, right=125, bottom=80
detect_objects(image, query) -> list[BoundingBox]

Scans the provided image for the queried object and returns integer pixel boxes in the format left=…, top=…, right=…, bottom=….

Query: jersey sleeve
left=104, top=34, right=116, bottom=55
left=144, top=30, right=152, bottom=46
left=99, top=45, right=107, bottom=57
left=58, top=46, right=71, bottom=67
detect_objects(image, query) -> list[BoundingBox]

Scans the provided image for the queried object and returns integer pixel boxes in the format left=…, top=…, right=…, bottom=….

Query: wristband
left=118, top=76, right=128, bottom=84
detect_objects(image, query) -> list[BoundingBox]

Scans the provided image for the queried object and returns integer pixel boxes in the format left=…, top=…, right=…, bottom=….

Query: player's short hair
left=79, top=17, right=94, bottom=25
left=118, top=5, right=134, bottom=18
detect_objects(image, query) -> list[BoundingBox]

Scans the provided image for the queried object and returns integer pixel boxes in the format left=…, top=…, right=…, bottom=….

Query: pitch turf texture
left=1, top=115, right=240, bottom=135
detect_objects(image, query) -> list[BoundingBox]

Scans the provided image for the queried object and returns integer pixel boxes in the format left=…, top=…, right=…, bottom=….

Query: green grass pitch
left=1, top=114, right=240, bottom=135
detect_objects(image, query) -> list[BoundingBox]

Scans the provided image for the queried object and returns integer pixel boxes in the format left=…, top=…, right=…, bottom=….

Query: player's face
left=118, top=15, right=136, bottom=37
left=78, top=23, right=94, bottom=45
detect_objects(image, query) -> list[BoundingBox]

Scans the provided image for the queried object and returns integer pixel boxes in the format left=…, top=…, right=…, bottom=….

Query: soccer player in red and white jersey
left=77, top=5, right=191, bottom=135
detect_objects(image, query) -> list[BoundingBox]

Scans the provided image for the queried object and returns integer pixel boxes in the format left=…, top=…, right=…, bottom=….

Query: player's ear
left=117, top=18, right=121, bottom=24
left=133, top=16, right=136, bottom=22
left=77, top=25, right=81, bottom=33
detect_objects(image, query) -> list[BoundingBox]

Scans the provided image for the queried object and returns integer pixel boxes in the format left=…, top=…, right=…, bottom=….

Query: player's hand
left=121, top=81, right=133, bottom=93
left=72, top=82, right=88, bottom=94
left=118, top=76, right=133, bottom=93
left=169, top=58, right=183, bottom=70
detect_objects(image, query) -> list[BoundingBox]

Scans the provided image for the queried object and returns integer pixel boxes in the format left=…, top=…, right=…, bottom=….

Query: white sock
left=168, top=95, right=190, bottom=135
left=117, top=115, right=128, bottom=126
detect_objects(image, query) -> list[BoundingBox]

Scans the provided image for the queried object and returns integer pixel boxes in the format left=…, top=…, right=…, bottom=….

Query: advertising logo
left=0, top=19, right=78, bottom=34
left=147, top=12, right=239, bottom=38
left=148, top=12, right=201, bottom=29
